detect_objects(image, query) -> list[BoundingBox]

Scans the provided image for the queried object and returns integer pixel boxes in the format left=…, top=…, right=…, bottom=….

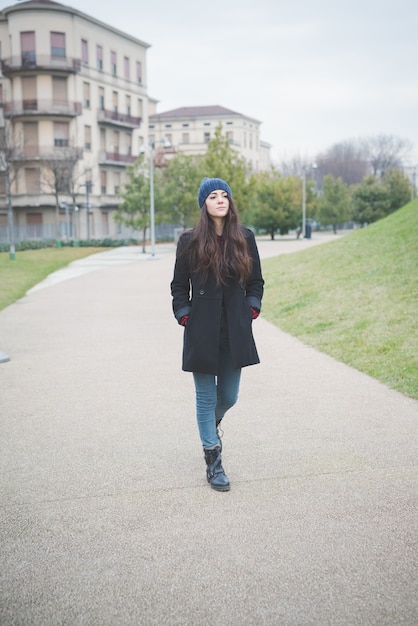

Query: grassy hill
left=261, top=200, right=418, bottom=399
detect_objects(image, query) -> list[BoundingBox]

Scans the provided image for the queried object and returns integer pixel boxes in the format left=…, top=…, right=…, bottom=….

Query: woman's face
left=205, top=189, right=230, bottom=220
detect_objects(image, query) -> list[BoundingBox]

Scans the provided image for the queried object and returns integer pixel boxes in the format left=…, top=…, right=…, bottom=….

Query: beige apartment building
left=0, top=0, right=154, bottom=241
left=149, top=105, right=271, bottom=173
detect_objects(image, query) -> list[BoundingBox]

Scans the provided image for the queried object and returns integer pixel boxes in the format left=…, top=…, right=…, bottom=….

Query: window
left=23, top=122, right=38, bottom=157
left=114, top=172, right=120, bottom=194
left=113, top=131, right=119, bottom=153
left=136, top=61, right=142, bottom=84
left=112, top=91, right=118, bottom=113
left=50, top=32, right=65, bottom=58
left=84, top=125, right=91, bottom=150
left=100, top=128, right=106, bottom=151
left=0, top=84, right=3, bottom=103
left=165, top=124, right=172, bottom=128
left=52, top=77, right=67, bottom=108
left=203, top=122, right=210, bottom=126
left=101, top=211, right=109, bottom=236
left=25, top=212, right=42, bottom=238
left=110, top=51, right=117, bottom=76
left=54, top=122, right=69, bottom=147
left=98, top=86, right=105, bottom=110
left=96, top=45, right=103, bottom=70
left=125, top=95, right=131, bottom=116
left=226, top=131, right=233, bottom=144
left=83, top=82, right=90, bottom=108
left=204, top=132, right=210, bottom=143
left=100, top=170, right=107, bottom=194
left=124, top=56, right=130, bottom=80
left=182, top=133, right=189, bottom=144
left=25, top=170, right=41, bottom=194
left=81, top=39, right=88, bottom=64
left=22, top=76, right=37, bottom=110
left=137, top=98, right=143, bottom=117
left=182, top=123, right=189, bottom=128
left=20, top=31, right=36, bottom=66
left=126, top=133, right=131, bottom=155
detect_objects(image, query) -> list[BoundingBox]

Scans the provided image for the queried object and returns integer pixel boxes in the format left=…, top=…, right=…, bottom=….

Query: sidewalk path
left=1, top=235, right=417, bottom=625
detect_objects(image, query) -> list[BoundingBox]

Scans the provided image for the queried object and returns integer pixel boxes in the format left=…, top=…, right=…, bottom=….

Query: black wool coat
left=170, top=227, right=264, bottom=374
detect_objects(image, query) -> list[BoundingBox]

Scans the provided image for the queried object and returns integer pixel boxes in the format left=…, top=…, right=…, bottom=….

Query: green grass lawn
left=262, top=200, right=418, bottom=399
left=0, top=247, right=106, bottom=311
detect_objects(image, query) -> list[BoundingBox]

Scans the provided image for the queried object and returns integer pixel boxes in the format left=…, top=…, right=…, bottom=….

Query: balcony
left=3, top=100, right=82, bottom=118
left=10, top=145, right=83, bottom=161
left=98, top=109, right=141, bottom=129
left=98, top=151, right=137, bottom=166
left=1, top=54, right=81, bottom=75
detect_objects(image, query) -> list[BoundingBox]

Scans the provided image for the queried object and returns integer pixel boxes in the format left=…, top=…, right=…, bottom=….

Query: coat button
left=199, top=289, right=204, bottom=295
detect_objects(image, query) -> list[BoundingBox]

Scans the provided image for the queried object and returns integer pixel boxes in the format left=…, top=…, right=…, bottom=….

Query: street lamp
left=81, top=181, right=92, bottom=239
left=142, top=137, right=171, bottom=258
left=302, top=163, right=317, bottom=239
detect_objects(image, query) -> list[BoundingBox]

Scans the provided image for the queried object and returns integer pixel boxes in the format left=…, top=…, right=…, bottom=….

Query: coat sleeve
left=170, top=234, right=192, bottom=322
left=245, top=229, right=264, bottom=312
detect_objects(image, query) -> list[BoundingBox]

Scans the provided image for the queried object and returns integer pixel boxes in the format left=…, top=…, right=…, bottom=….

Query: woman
left=170, top=177, right=264, bottom=492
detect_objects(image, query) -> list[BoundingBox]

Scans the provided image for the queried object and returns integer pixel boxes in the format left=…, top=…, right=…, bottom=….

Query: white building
left=149, top=105, right=271, bottom=173
left=0, top=0, right=155, bottom=240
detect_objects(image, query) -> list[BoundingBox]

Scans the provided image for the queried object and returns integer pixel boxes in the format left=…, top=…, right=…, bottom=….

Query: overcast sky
left=6, top=0, right=418, bottom=164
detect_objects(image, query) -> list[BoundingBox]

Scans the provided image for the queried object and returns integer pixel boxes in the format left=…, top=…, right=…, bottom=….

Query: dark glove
left=179, top=315, right=189, bottom=326
left=250, top=307, right=260, bottom=320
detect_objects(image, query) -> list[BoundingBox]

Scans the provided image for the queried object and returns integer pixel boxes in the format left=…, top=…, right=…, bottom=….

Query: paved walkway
left=1, top=235, right=417, bottom=625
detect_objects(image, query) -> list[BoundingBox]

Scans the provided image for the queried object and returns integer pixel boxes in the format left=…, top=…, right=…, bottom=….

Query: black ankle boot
left=203, top=446, right=230, bottom=492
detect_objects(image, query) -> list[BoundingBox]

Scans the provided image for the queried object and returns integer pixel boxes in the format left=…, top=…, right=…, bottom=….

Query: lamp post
left=302, top=166, right=307, bottom=240
left=81, top=181, right=92, bottom=239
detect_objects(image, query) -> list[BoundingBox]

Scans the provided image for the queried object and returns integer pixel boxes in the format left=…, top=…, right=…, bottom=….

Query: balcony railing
left=1, top=54, right=81, bottom=74
left=99, top=151, right=137, bottom=164
left=3, top=100, right=82, bottom=117
left=98, top=109, right=141, bottom=128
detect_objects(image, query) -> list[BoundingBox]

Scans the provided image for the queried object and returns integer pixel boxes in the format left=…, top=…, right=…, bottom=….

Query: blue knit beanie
left=198, top=177, right=232, bottom=209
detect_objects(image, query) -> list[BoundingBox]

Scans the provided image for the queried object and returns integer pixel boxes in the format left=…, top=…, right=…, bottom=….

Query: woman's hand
left=250, top=307, right=259, bottom=320
left=179, top=315, right=189, bottom=326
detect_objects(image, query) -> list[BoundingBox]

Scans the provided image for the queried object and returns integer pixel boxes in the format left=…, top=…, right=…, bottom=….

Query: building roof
left=0, top=0, right=151, bottom=48
left=149, top=105, right=260, bottom=124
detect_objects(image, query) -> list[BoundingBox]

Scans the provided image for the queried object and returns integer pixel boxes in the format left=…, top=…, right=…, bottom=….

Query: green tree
left=383, top=169, right=411, bottom=213
left=248, top=169, right=302, bottom=239
left=352, top=176, right=390, bottom=226
left=203, top=125, right=249, bottom=212
left=318, top=175, right=352, bottom=233
left=114, top=158, right=150, bottom=252
left=158, top=153, right=204, bottom=229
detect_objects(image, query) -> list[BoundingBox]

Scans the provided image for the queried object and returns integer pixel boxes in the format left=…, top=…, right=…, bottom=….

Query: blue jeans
left=193, top=347, right=241, bottom=448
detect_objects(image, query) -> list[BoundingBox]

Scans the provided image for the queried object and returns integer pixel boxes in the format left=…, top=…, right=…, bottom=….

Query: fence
left=0, top=222, right=178, bottom=245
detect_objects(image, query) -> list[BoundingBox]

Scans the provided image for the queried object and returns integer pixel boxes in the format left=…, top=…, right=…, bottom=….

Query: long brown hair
left=181, top=196, right=252, bottom=285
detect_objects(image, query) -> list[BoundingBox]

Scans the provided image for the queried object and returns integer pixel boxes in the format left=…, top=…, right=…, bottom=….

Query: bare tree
left=0, top=112, right=24, bottom=259
left=42, top=146, right=82, bottom=239
left=315, top=140, right=369, bottom=187
left=276, top=153, right=315, bottom=178
left=361, top=134, right=413, bottom=178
